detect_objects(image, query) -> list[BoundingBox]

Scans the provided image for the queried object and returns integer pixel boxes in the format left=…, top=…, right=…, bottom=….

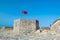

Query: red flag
left=22, top=10, right=28, bottom=14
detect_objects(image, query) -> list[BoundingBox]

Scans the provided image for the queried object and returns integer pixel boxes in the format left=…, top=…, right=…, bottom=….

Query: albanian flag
left=22, top=10, right=28, bottom=14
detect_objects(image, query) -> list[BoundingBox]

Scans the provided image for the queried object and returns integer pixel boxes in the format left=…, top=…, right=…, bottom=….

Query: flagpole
left=22, top=10, right=28, bottom=34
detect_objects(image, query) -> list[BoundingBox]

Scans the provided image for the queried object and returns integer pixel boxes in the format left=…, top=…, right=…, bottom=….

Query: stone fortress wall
left=0, top=18, right=60, bottom=35
left=13, top=19, right=39, bottom=34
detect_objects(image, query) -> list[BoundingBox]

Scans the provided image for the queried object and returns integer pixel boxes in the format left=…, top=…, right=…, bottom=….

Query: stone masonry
left=13, top=19, right=39, bottom=34
left=51, top=18, right=60, bottom=33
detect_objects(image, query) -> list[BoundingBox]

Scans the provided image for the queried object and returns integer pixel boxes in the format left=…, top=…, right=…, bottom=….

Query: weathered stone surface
left=51, top=18, right=60, bottom=33
left=13, top=19, right=39, bottom=34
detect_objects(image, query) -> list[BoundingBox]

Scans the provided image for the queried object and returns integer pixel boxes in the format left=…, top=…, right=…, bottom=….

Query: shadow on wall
left=36, top=20, right=40, bottom=30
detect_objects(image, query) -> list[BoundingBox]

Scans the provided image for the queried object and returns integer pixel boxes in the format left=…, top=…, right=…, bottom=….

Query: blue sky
left=0, top=0, right=60, bottom=27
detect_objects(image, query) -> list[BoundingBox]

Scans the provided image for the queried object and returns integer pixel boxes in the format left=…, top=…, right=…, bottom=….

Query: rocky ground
left=0, top=31, right=60, bottom=40
left=0, top=30, right=60, bottom=40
